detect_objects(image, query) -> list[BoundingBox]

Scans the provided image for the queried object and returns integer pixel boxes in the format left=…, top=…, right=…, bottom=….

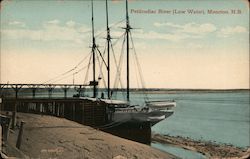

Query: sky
left=0, top=0, right=249, bottom=89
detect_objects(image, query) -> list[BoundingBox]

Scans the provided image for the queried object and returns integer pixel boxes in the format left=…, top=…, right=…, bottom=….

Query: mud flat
left=152, top=133, right=250, bottom=159
left=1, top=112, right=177, bottom=159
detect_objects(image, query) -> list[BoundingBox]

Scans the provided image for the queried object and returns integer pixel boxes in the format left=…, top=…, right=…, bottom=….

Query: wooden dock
left=1, top=98, right=107, bottom=127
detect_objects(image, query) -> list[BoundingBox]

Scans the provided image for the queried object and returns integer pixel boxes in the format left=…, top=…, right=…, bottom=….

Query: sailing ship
left=77, top=0, right=176, bottom=144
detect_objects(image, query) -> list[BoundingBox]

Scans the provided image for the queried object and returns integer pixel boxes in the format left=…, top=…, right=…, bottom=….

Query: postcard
left=0, top=0, right=249, bottom=158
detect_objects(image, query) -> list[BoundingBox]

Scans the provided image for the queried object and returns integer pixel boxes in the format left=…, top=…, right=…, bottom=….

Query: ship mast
left=106, top=0, right=111, bottom=99
left=91, top=0, right=97, bottom=98
left=126, top=0, right=130, bottom=101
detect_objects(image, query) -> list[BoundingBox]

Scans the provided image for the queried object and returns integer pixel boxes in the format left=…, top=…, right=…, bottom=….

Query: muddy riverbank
left=152, top=133, right=250, bottom=159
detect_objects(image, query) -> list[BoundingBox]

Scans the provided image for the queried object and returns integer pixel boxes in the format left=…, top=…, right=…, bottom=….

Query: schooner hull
left=99, top=110, right=174, bottom=144
left=103, top=119, right=152, bottom=144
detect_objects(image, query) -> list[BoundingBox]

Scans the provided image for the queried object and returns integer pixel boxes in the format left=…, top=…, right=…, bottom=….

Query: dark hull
left=99, top=110, right=174, bottom=144
left=103, top=119, right=152, bottom=144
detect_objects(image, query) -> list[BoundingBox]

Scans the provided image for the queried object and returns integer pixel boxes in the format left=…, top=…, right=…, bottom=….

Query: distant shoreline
left=128, top=88, right=250, bottom=94
left=129, top=88, right=249, bottom=92
left=1, top=87, right=249, bottom=94
left=1, top=87, right=248, bottom=92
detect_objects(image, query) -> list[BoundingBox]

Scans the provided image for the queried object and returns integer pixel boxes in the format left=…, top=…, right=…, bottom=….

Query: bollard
left=3, top=117, right=12, bottom=142
left=16, top=121, right=25, bottom=149
left=0, top=98, right=2, bottom=111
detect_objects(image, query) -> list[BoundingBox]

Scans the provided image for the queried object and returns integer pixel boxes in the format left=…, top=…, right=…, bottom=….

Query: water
left=150, top=91, right=250, bottom=148
left=151, top=142, right=206, bottom=159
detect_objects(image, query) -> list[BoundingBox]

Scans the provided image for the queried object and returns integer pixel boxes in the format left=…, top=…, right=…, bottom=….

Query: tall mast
left=106, top=0, right=111, bottom=99
left=126, top=0, right=130, bottom=101
left=91, top=0, right=97, bottom=98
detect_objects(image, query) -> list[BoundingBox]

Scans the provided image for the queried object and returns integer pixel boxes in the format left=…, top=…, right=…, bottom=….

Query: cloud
left=2, top=19, right=91, bottom=44
left=141, top=22, right=217, bottom=42
left=66, top=20, right=76, bottom=27
left=154, top=22, right=217, bottom=35
left=2, top=29, right=42, bottom=41
left=182, top=23, right=216, bottom=34
left=134, top=30, right=190, bottom=41
left=155, top=22, right=247, bottom=39
left=217, top=26, right=247, bottom=37
left=154, top=22, right=182, bottom=28
left=47, top=19, right=60, bottom=25
left=132, top=29, right=202, bottom=42
left=8, top=21, right=26, bottom=27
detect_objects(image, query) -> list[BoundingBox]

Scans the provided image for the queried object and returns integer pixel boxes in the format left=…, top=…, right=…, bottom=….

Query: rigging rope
left=84, top=53, right=93, bottom=85
left=112, top=33, right=127, bottom=100
left=132, top=52, right=140, bottom=89
left=95, top=29, right=125, bottom=93
left=82, top=19, right=126, bottom=93
left=40, top=19, right=126, bottom=86
left=109, top=18, right=126, bottom=29
left=42, top=52, right=91, bottom=84
left=96, top=50, right=107, bottom=89
left=129, top=31, right=149, bottom=101
left=51, top=64, right=91, bottom=84
left=113, top=33, right=126, bottom=89
left=96, top=41, right=108, bottom=89
left=111, top=34, right=125, bottom=88
left=95, top=19, right=125, bottom=39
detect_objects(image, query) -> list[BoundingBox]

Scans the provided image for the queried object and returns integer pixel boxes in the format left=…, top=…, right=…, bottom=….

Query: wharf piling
left=1, top=98, right=108, bottom=127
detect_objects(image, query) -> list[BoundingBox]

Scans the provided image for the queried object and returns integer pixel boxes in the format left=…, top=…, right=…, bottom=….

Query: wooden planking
left=1, top=98, right=108, bottom=127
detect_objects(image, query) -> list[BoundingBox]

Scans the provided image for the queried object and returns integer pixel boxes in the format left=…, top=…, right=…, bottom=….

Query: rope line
left=84, top=53, right=93, bottom=85
left=42, top=52, right=91, bottom=84
left=129, top=31, right=149, bottom=101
